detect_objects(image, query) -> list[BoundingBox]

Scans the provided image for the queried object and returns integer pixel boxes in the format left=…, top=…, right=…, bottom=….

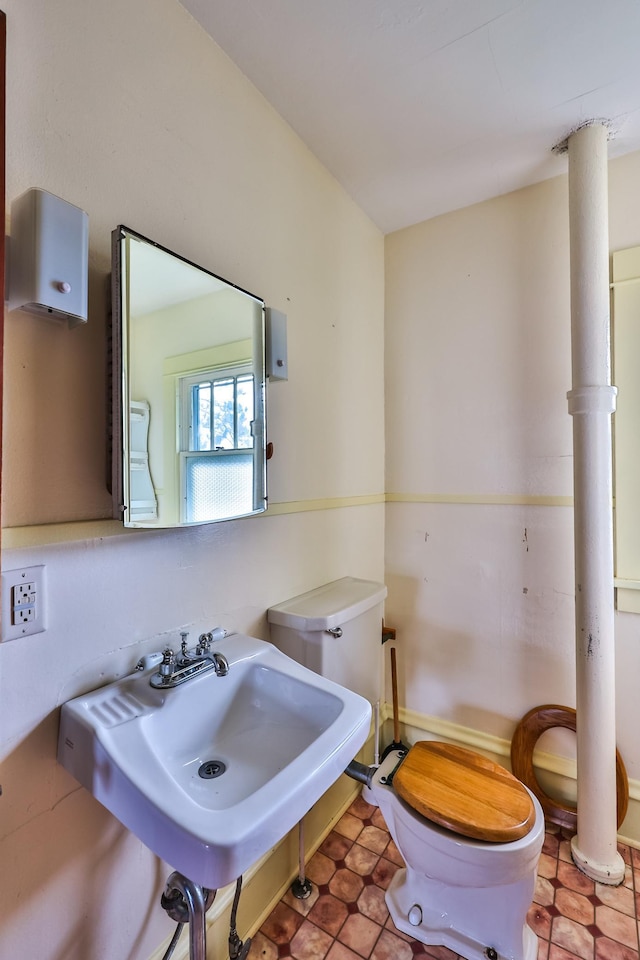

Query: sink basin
left=58, top=633, right=371, bottom=889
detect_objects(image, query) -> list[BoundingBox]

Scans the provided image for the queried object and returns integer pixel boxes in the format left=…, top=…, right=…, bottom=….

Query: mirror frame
left=109, top=226, right=268, bottom=528
left=0, top=12, right=5, bottom=562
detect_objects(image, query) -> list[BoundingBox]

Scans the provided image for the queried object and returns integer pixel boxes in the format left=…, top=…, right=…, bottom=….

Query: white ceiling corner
left=178, top=0, right=640, bottom=233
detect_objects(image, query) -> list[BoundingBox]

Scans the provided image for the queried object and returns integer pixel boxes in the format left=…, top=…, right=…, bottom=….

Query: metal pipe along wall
left=566, top=122, right=624, bottom=884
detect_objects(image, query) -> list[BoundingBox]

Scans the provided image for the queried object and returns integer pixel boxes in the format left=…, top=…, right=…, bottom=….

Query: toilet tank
left=267, top=577, right=387, bottom=704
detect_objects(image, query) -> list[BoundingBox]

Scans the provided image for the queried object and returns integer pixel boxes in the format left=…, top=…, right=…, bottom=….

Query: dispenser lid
left=267, top=577, right=387, bottom=631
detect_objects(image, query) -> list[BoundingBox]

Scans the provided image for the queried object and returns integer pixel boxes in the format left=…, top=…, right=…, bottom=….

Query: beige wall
left=0, top=1, right=385, bottom=958
left=384, top=152, right=640, bottom=802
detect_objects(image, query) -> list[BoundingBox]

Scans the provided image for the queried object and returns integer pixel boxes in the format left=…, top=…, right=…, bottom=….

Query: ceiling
left=179, top=0, right=640, bottom=234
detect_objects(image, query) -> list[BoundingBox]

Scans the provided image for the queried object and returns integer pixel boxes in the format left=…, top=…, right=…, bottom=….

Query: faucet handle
left=197, top=632, right=212, bottom=655
left=159, top=647, right=177, bottom=678
left=135, top=651, right=164, bottom=672
left=199, top=626, right=228, bottom=651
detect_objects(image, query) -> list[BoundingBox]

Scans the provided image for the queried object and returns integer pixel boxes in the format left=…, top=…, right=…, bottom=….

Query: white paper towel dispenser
left=8, top=188, right=89, bottom=327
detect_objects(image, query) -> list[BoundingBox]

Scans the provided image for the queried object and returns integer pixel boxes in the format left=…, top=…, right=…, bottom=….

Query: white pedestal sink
left=58, top=633, right=371, bottom=889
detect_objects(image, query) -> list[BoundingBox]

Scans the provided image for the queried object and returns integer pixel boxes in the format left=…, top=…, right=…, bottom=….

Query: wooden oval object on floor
left=394, top=741, right=536, bottom=843
left=510, top=704, right=629, bottom=831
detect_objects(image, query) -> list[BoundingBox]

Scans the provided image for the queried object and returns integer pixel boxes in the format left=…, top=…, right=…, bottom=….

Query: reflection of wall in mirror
left=129, top=287, right=260, bottom=525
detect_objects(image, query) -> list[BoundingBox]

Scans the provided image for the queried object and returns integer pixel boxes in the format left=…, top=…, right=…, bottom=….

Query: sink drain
left=198, top=759, right=226, bottom=780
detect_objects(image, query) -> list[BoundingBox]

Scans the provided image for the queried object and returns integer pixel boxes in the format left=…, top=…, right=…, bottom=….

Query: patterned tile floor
left=248, top=792, right=640, bottom=960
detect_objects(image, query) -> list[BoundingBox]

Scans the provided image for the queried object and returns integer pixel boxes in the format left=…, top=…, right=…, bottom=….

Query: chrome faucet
left=146, top=629, right=230, bottom=688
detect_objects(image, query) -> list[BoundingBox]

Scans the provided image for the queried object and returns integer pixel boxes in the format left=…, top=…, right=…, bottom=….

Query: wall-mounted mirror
left=111, top=227, right=267, bottom=528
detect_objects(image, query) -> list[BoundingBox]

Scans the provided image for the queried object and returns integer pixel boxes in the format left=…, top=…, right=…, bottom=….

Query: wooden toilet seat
left=393, top=741, right=536, bottom=843
left=510, top=704, right=629, bottom=831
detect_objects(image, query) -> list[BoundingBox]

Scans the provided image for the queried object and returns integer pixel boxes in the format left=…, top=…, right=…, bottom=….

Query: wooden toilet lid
left=393, top=741, right=536, bottom=843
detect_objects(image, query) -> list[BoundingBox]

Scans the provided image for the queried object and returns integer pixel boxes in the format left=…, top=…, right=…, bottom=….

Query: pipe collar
left=567, top=385, right=617, bottom=416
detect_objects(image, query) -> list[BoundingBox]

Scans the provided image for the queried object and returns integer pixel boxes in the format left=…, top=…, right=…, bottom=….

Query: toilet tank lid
left=267, top=577, right=387, bottom=632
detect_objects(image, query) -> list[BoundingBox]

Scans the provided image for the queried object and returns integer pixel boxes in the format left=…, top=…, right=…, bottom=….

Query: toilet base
left=385, top=864, right=538, bottom=960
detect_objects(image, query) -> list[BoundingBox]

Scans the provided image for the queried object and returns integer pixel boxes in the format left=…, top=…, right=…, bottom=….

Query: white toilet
left=366, top=745, right=544, bottom=960
left=268, top=578, right=545, bottom=960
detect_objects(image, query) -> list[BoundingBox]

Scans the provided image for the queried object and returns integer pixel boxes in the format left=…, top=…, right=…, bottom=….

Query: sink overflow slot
left=198, top=760, right=226, bottom=780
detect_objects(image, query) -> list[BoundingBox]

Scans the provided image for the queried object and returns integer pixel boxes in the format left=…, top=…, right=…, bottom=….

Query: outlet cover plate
left=2, top=565, right=46, bottom=641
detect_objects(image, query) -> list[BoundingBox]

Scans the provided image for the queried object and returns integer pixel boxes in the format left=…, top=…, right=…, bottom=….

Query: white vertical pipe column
left=566, top=122, right=624, bottom=884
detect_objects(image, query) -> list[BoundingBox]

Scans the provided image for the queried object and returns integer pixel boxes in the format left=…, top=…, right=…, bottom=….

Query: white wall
left=0, top=1, right=385, bottom=958
left=384, top=153, right=640, bottom=795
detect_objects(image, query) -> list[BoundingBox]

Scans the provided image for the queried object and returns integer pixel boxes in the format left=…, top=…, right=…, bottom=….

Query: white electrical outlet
left=12, top=581, right=36, bottom=622
left=13, top=602, right=36, bottom=624
left=2, top=566, right=46, bottom=641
